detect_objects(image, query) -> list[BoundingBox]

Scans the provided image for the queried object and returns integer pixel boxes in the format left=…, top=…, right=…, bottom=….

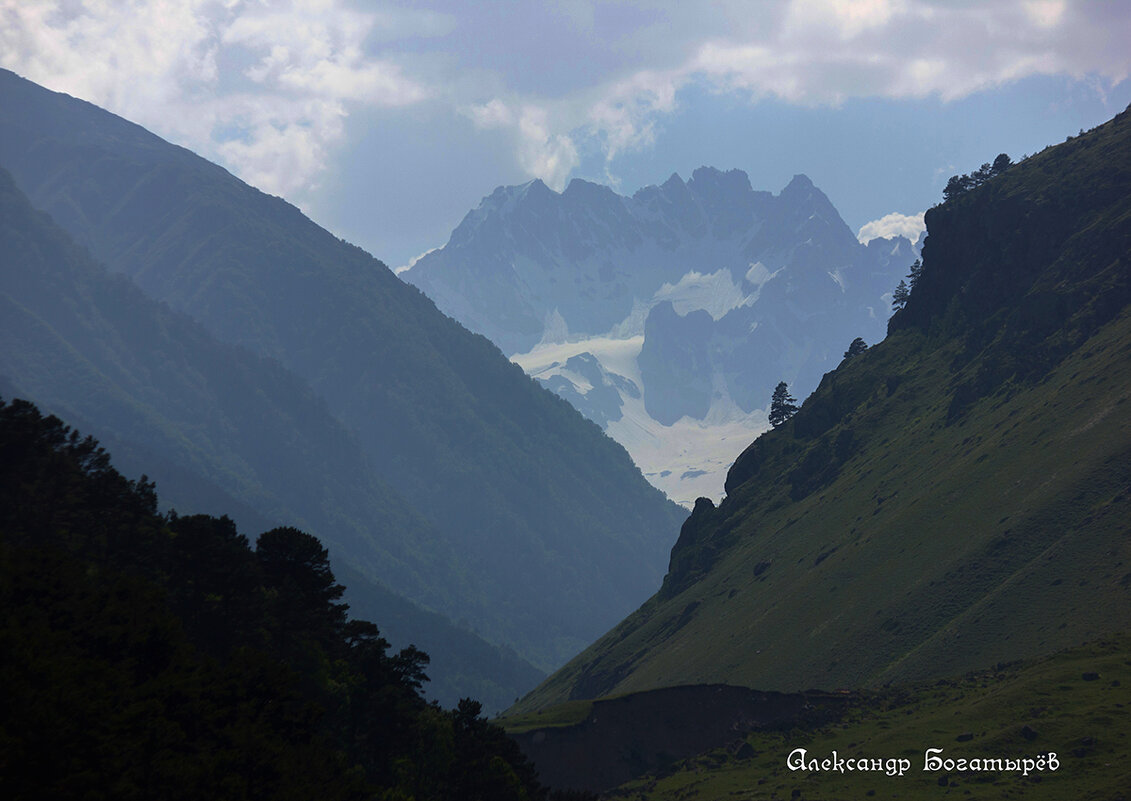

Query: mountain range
left=0, top=68, right=685, bottom=692
left=404, top=167, right=919, bottom=504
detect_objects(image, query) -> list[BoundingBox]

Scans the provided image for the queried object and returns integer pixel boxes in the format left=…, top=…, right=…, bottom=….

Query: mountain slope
left=0, top=168, right=444, bottom=597
left=513, top=107, right=1131, bottom=711
left=0, top=68, right=684, bottom=668
left=0, top=167, right=541, bottom=711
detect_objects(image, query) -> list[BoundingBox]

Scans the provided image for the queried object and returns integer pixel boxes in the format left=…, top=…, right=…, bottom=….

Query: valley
left=512, top=334, right=766, bottom=506
left=405, top=169, right=919, bottom=503
left=507, top=635, right=1131, bottom=800
left=2, top=17, right=1129, bottom=798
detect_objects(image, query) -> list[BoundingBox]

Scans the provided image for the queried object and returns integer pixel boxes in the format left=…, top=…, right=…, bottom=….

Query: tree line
left=942, top=153, right=1012, bottom=201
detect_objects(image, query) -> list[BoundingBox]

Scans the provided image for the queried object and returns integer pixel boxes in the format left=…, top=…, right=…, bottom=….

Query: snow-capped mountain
left=403, top=168, right=918, bottom=505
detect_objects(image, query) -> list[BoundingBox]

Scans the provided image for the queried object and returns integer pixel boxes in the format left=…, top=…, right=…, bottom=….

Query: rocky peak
left=688, top=166, right=754, bottom=198
left=564, top=177, right=617, bottom=201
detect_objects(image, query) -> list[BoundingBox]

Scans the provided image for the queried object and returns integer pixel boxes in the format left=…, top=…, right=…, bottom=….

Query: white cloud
left=785, top=0, right=908, bottom=41
left=1024, top=0, right=1065, bottom=29
left=585, top=68, right=680, bottom=161
left=0, top=0, right=220, bottom=112
left=209, top=94, right=349, bottom=197
left=439, top=0, right=1130, bottom=190
left=516, top=106, right=580, bottom=191
left=684, top=0, right=1129, bottom=105
left=395, top=247, right=438, bottom=275
left=3, top=0, right=1128, bottom=206
left=0, top=0, right=430, bottom=199
left=221, top=3, right=427, bottom=105
left=857, top=211, right=926, bottom=243
left=467, top=98, right=514, bottom=129
left=545, top=0, right=1131, bottom=172
left=464, top=99, right=578, bottom=190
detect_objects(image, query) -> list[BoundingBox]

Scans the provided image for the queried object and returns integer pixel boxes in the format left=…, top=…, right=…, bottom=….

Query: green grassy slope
left=0, top=68, right=685, bottom=669
left=513, top=107, right=1131, bottom=711
left=607, top=635, right=1131, bottom=801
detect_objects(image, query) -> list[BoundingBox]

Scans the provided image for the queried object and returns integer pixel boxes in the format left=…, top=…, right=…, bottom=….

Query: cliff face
left=508, top=685, right=829, bottom=793
left=512, top=107, right=1131, bottom=713
left=895, top=111, right=1130, bottom=389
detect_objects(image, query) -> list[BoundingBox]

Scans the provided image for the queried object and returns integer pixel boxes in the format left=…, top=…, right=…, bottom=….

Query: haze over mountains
left=0, top=69, right=685, bottom=699
left=405, top=168, right=918, bottom=504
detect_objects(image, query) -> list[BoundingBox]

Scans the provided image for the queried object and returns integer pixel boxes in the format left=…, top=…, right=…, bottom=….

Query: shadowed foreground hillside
left=0, top=397, right=559, bottom=800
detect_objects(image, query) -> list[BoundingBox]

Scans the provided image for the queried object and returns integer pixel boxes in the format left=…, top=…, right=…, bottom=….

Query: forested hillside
left=0, top=397, right=560, bottom=800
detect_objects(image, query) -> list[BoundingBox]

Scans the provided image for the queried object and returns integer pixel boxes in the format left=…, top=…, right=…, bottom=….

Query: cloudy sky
left=3, top=0, right=1129, bottom=267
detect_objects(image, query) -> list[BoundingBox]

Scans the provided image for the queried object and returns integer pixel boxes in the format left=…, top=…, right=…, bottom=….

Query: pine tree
left=844, top=337, right=868, bottom=359
left=769, top=381, right=799, bottom=428
left=907, top=258, right=923, bottom=290
left=892, top=279, right=910, bottom=310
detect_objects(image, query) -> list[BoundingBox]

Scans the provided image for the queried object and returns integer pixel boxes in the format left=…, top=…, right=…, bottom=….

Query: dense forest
left=0, top=396, right=592, bottom=800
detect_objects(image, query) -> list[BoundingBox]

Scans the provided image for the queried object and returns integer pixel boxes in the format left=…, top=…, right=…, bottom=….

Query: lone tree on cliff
left=769, top=381, right=799, bottom=428
left=907, top=258, right=923, bottom=290
left=892, top=279, right=910, bottom=310
left=844, top=337, right=868, bottom=359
